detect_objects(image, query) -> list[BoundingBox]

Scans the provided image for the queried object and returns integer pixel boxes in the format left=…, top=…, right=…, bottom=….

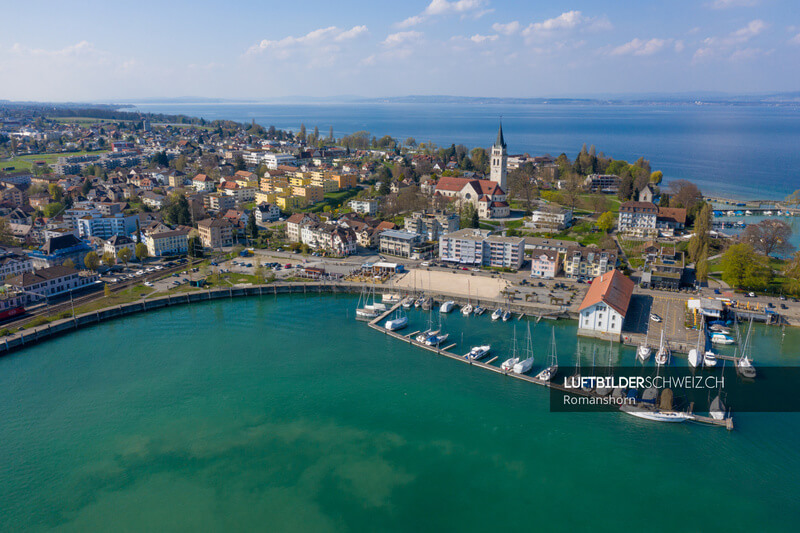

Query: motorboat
left=535, top=328, right=558, bottom=382
left=465, top=345, right=490, bottom=360
left=491, top=308, right=503, bottom=321
left=421, top=296, right=434, bottom=311
left=401, top=297, right=413, bottom=309
left=709, top=324, right=730, bottom=334
left=513, top=323, right=535, bottom=374
left=440, top=301, right=455, bottom=313
left=502, top=310, right=512, bottom=322
left=711, top=333, right=735, bottom=345
left=414, top=296, right=424, bottom=308
left=461, top=303, right=474, bottom=316
left=703, top=350, right=718, bottom=367
left=473, top=306, right=485, bottom=315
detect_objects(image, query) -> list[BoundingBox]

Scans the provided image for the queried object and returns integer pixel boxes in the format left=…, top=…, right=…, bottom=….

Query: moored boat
left=491, top=308, right=503, bottom=321
left=513, top=323, right=535, bottom=374
left=465, top=345, right=491, bottom=360
left=440, top=300, right=455, bottom=313
left=535, top=328, right=559, bottom=382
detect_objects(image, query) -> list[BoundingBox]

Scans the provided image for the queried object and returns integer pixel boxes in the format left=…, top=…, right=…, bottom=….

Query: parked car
left=650, top=313, right=662, bottom=323
left=748, top=292, right=756, bottom=297
left=714, top=288, right=721, bottom=295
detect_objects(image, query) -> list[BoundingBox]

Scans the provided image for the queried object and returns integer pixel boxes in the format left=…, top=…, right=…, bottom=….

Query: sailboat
left=501, top=325, right=520, bottom=371
left=595, top=340, right=613, bottom=396
left=581, top=347, right=596, bottom=392
left=440, top=300, right=455, bottom=313
left=401, top=296, right=413, bottom=309
left=465, top=345, right=491, bottom=360
left=415, top=309, right=437, bottom=342
left=424, top=331, right=449, bottom=346
left=736, top=318, right=757, bottom=378
left=655, top=328, right=670, bottom=365
left=513, top=322, right=535, bottom=374
left=688, top=315, right=704, bottom=368
left=355, top=284, right=384, bottom=320
left=535, top=328, right=559, bottom=381
left=709, top=361, right=728, bottom=420
left=491, top=308, right=503, bottom=321
left=567, top=342, right=582, bottom=388
left=414, top=296, right=424, bottom=308
left=621, top=389, right=692, bottom=423
left=638, top=313, right=652, bottom=362
left=462, top=280, right=474, bottom=315
left=473, top=305, right=485, bottom=315
left=502, top=310, right=512, bottom=322
left=384, top=307, right=408, bottom=331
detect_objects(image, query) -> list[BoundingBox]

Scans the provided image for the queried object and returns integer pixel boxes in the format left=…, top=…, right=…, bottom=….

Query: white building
left=145, top=229, right=190, bottom=257
left=439, top=228, right=524, bottom=270
left=254, top=203, right=281, bottom=225
left=349, top=199, right=378, bottom=216
left=577, top=269, right=634, bottom=341
left=489, top=124, right=507, bottom=190
left=618, top=201, right=659, bottom=237
left=5, top=265, right=99, bottom=303
left=263, top=153, right=297, bottom=170
left=0, top=250, right=34, bottom=282
left=76, top=213, right=138, bottom=240
left=526, top=207, right=573, bottom=230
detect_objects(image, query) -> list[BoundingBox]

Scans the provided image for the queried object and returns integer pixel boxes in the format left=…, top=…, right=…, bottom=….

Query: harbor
left=366, top=298, right=733, bottom=430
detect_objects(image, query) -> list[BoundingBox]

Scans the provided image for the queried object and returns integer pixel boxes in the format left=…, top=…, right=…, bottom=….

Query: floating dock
left=368, top=303, right=732, bottom=430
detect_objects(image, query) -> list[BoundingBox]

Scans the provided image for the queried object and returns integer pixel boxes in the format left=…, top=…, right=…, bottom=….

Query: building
left=577, top=269, right=634, bottom=340
left=197, top=218, right=234, bottom=249
left=563, top=247, right=617, bottom=280
left=76, top=213, right=138, bottom=240
left=0, top=250, right=34, bottom=282
left=349, top=199, right=378, bottom=216
left=103, top=235, right=135, bottom=258
left=525, top=206, right=573, bottom=231
left=434, top=176, right=509, bottom=219
left=439, top=228, right=524, bottom=270
left=141, top=192, right=166, bottom=209
left=379, top=230, right=425, bottom=259
left=193, top=174, right=215, bottom=192
left=638, top=184, right=656, bottom=203
left=656, top=207, right=687, bottom=236
left=285, top=213, right=318, bottom=242
left=254, top=203, right=281, bottom=225
left=641, top=246, right=686, bottom=289
left=205, top=192, right=236, bottom=212
left=28, top=234, right=93, bottom=269
left=145, top=229, right=190, bottom=257
left=404, top=210, right=459, bottom=240
left=489, top=124, right=507, bottom=190
left=330, top=173, right=357, bottom=189
left=529, top=249, right=560, bottom=279
left=584, top=174, right=621, bottom=194
left=618, top=201, right=659, bottom=238
left=523, top=237, right=578, bottom=255
left=263, top=153, right=297, bottom=169
left=6, top=265, right=99, bottom=303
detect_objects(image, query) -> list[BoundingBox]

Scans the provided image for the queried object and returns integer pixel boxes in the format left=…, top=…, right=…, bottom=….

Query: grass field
left=0, top=149, right=109, bottom=173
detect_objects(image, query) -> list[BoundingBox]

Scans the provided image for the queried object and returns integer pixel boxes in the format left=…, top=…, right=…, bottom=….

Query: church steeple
left=494, top=123, right=506, bottom=149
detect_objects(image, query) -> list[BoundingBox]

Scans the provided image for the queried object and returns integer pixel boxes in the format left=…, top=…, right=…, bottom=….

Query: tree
left=84, top=251, right=100, bottom=271
left=297, top=123, right=306, bottom=142
left=470, top=147, right=489, bottom=173
left=696, top=243, right=709, bottom=282
left=588, top=194, right=610, bottom=214
left=669, top=180, right=702, bottom=209
left=405, top=137, right=417, bottom=148
left=162, top=193, right=192, bottom=226
left=720, top=243, right=772, bottom=290
left=233, top=154, right=246, bottom=171
left=471, top=208, right=479, bottom=228
left=0, top=218, right=16, bottom=246
left=741, top=219, right=794, bottom=257
left=152, top=151, right=169, bottom=167
left=508, top=163, right=537, bottom=213
left=254, top=258, right=265, bottom=282
left=104, top=283, right=112, bottom=298
left=597, top=211, right=615, bottom=233
left=650, top=170, right=663, bottom=184
left=43, top=202, right=64, bottom=218
left=135, top=243, right=149, bottom=261
left=63, top=258, right=76, bottom=269
left=102, top=251, right=115, bottom=267
left=561, top=173, right=583, bottom=210
left=247, top=211, right=259, bottom=240
left=117, top=246, right=132, bottom=266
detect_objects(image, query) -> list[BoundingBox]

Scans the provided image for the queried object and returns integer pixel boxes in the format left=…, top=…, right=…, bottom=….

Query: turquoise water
left=1, top=294, right=799, bottom=531
left=132, top=102, right=800, bottom=200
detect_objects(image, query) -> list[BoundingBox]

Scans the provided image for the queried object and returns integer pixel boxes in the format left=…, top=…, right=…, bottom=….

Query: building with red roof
left=577, top=269, right=634, bottom=340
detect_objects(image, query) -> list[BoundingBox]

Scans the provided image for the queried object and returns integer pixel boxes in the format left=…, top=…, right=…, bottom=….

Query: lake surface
left=131, top=102, right=800, bottom=201
left=2, top=294, right=799, bottom=531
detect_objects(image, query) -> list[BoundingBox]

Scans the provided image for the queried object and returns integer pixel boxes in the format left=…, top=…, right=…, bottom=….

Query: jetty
left=367, top=303, right=732, bottom=430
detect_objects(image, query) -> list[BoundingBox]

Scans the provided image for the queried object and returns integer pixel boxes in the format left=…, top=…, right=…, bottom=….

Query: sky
left=1, top=0, right=799, bottom=102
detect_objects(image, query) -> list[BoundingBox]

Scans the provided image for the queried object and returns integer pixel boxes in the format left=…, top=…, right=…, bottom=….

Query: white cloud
left=707, top=0, right=759, bottom=9
left=674, top=40, right=685, bottom=52
left=611, top=38, right=672, bottom=56
left=729, top=19, right=768, bottom=43
left=396, top=0, right=489, bottom=27
left=492, top=21, right=520, bottom=35
left=521, top=11, right=612, bottom=42
left=247, top=25, right=368, bottom=55
left=382, top=31, right=423, bottom=47
left=470, top=34, right=499, bottom=43
left=693, top=19, right=768, bottom=62
left=790, top=33, right=800, bottom=45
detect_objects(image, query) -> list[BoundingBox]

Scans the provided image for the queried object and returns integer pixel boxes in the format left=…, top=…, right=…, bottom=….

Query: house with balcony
left=563, top=247, right=617, bottom=280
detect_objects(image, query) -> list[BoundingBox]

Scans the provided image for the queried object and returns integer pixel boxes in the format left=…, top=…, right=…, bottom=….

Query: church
left=433, top=125, right=511, bottom=219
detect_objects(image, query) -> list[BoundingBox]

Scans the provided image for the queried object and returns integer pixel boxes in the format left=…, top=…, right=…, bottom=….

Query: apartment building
left=404, top=210, right=460, bottom=240
left=6, top=265, right=99, bottom=303
left=439, top=229, right=524, bottom=270
left=197, top=218, right=234, bottom=249
left=145, top=229, right=190, bottom=257
left=563, top=247, right=617, bottom=280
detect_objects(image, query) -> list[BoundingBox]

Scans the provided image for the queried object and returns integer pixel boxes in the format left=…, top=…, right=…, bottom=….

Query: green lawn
left=1, top=149, right=110, bottom=173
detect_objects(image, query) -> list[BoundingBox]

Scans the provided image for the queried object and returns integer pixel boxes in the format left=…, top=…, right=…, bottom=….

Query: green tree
left=720, top=243, right=772, bottom=290
left=84, top=251, right=100, bottom=271
left=63, top=258, right=76, bottom=269
left=117, top=246, right=132, bottom=266
left=0, top=218, right=16, bottom=246
left=102, top=251, right=115, bottom=267
left=597, top=211, right=615, bottom=233
left=135, top=243, right=149, bottom=261
left=650, top=170, right=663, bottom=184
left=471, top=208, right=479, bottom=229
left=696, top=243, right=709, bottom=282
left=43, top=202, right=64, bottom=218
left=247, top=211, right=259, bottom=240
left=297, top=123, right=306, bottom=142
left=162, top=193, right=192, bottom=226
left=104, top=283, right=112, bottom=298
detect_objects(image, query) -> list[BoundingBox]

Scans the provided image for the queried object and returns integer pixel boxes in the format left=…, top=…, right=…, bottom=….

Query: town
left=1, top=102, right=799, bottom=355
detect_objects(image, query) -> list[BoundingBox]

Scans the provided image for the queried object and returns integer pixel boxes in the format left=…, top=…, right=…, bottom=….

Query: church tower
left=490, top=123, right=507, bottom=190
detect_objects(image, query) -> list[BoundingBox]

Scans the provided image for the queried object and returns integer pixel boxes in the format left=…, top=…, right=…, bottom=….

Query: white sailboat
left=620, top=404, right=692, bottom=423
left=415, top=309, right=436, bottom=342
left=501, top=326, right=520, bottom=371
left=355, top=284, right=384, bottom=320
left=535, top=328, right=559, bottom=382
left=462, top=280, right=473, bottom=315
left=491, top=308, right=503, bottom=321
left=473, top=306, right=485, bottom=315
left=401, top=296, right=413, bottom=309
left=736, top=318, right=757, bottom=378
left=567, top=342, right=582, bottom=388
left=465, top=345, right=491, bottom=360
left=502, top=310, right=512, bottom=322
left=595, top=341, right=613, bottom=396
left=688, top=315, right=704, bottom=368
left=655, top=328, right=670, bottom=365
left=581, top=347, right=596, bottom=392
left=424, top=332, right=449, bottom=346
left=513, top=322, right=535, bottom=374
left=709, top=361, right=727, bottom=420
left=638, top=311, right=653, bottom=361
left=440, top=300, right=455, bottom=313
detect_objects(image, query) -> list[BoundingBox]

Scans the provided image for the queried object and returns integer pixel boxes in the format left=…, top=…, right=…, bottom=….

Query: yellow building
left=289, top=176, right=312, bottom=187
left=276, top=195, right=304, bottom=210
left=311, top=177, right=338, bottom=193
left=255, top=191, right=277, bottom=204
left=293, top=185, right=324, bottom=203
left=331, top=173, right=357, bottom=189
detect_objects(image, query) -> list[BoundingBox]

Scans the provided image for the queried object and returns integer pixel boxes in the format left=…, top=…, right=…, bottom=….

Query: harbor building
left=439, top=228, right=524, bottom=270
left=577, top=269, right=634, bottom=341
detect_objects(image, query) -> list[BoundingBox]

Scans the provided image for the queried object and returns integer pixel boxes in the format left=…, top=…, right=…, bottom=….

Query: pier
left=368, top=303, right=732, bottom=430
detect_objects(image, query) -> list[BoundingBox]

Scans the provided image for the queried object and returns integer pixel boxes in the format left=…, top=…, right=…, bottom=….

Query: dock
left=367, top=303, right=731, bottom=430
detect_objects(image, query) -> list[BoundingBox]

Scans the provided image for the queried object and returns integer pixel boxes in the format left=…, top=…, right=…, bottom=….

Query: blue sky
left=1, top=0, right=798, bottom=101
